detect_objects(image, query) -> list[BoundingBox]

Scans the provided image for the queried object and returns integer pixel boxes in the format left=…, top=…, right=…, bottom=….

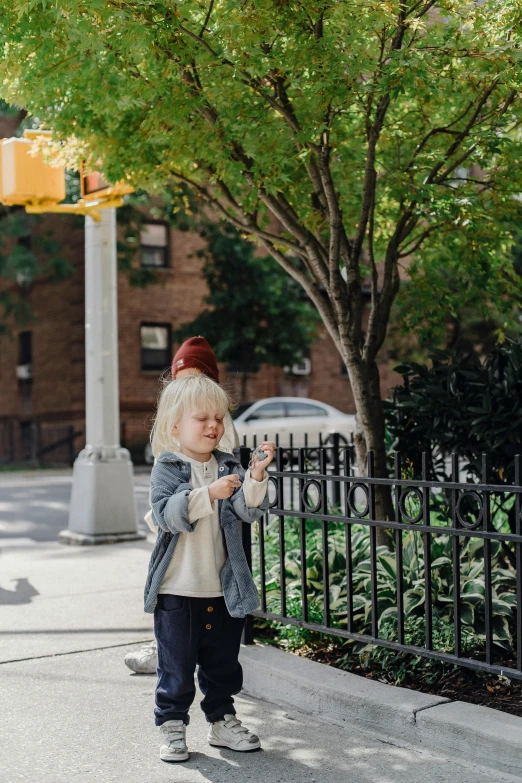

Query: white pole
left=60, top=209, right=144, bottom=544
left=84, top=208, right=120, bottom=451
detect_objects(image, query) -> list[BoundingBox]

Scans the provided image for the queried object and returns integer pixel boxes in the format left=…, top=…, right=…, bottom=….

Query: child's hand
left=209, top=474, right=241, bottom=503
left=251, top=441, right=276, bottom=481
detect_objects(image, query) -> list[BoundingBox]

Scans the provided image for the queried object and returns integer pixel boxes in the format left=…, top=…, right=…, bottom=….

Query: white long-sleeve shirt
left=157, top=451, right=267, bottom=597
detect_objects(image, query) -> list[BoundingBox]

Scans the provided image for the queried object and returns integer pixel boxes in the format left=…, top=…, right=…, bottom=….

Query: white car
left=233, top=397, right=355, bottom=449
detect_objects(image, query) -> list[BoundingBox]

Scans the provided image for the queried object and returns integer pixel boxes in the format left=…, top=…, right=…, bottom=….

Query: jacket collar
left=156, top=449, right=240, bottom=471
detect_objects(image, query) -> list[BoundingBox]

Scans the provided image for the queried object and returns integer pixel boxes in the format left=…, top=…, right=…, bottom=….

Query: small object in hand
left=249, top=446, right=268, bottom=472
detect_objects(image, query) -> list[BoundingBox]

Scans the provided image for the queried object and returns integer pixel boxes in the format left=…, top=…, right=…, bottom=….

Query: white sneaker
left=208, top=714, right=261, bottom=752
left=159, top=720, right=189, bottom=762
left=124, top=642, right=158, bottom=674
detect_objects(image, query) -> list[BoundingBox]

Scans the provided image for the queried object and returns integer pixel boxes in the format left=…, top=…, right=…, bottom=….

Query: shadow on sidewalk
left=0, top=577, right=39, bottom=605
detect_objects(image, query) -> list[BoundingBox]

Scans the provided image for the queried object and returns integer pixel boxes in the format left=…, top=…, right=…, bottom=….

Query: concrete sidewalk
left=0, top=537, right=519, bottom=783
left=1, top=642, right=515, bottom=783
left=0, top=539, right=153, bottom=662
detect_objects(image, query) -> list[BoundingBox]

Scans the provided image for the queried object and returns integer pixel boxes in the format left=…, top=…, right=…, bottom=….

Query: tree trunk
left=347, top=355, right=394, bottom=548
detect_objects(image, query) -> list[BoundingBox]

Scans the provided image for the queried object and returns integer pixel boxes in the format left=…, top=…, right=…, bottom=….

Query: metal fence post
left=239, top=445, right=255, bottom=644
left=331, top=432, right=341, bottom=507
left=9, top=420, right=15, bottom=462
left=68, top=425, right=75, bottom=466
left=29, top=421, right=38, bottom=465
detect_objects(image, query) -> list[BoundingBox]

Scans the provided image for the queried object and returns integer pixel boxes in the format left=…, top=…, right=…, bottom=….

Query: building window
left=225, top=360, right=255, bottom=374
left=140, top=324, right=171, bottom=372
left=285, top=357, right=311, bottom=376
left=16, top=331, right=33, bottom=381
left=140, top=223, right=169, bottom=268
left=19, top=331, right=32, bottom=365
left=341, top=362, right=348, bottom=377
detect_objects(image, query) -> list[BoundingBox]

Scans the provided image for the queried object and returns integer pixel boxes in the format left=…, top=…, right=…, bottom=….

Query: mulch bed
left=308, top=648, right=522, bottom=718
left=253, top=626, right=522, bottom=718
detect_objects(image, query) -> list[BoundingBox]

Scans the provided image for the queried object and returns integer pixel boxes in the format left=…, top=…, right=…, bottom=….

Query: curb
left=240, top=643, right=522, bottom=776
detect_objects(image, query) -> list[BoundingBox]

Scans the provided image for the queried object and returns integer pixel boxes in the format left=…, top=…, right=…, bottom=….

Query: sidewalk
left=0, top=535, right=519, bottom=783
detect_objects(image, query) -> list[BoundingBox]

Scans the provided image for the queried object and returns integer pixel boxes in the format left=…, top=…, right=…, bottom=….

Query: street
left=0, top=468, right=152, bottom=546
left=0, top=470, right=518, bottom=782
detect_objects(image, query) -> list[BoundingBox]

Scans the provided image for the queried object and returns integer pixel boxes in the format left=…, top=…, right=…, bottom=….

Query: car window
left=247, top=402, right=286, bottom=420
left=232, top=402, right=256, bottom=420
left=286, top=402, right=327, bottom=417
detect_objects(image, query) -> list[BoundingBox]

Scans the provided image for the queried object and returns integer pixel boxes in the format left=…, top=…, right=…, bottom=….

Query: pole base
left=59, top=529, right=147, bottom=546
left=63, top=448, right=143, bottom=543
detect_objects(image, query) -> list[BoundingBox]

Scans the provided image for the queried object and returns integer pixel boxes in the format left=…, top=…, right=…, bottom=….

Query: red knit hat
left=171, top=336, right=220, bottom=382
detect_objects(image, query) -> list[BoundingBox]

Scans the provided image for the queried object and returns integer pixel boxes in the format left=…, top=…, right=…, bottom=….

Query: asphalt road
left=0, top=468, right=152, bottom=545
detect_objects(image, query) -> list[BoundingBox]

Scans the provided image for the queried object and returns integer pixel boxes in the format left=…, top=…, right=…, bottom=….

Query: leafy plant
left=341, top=615, right=477, bottom=687
left=252, top=516, right=517, bottom=655
left=385, top=338, right=522, bottom=564
left=385, top=339, right=522, bottom=484
left=264, top=596, right=334, bottom=652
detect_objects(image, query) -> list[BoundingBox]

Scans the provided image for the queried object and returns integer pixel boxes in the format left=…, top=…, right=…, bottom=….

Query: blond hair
left=150, top=373, right=232, bottom=457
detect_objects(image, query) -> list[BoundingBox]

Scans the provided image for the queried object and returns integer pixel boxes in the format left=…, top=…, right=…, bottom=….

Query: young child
left=125, top=336, right=239, bottom=676
left=144, top=373, right=275, bottom=762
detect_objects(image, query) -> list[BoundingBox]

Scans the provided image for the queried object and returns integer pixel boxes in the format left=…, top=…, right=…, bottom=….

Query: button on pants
left=154, top=594, right=246, bottom=726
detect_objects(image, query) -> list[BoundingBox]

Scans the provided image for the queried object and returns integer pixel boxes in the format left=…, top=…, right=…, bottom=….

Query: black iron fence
left=239, top=430, right=354, bottom=508
left=239, top=444, right=522, bottom=681
left=0, top=420, right=82, bottom=466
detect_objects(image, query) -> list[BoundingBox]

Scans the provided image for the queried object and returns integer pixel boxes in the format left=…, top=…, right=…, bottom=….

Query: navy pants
left=154, top=594, right=246, bottom=726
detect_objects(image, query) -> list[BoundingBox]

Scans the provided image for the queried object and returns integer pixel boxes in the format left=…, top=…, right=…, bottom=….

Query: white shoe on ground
left=124, top=641, right=158, bottom=674
left=159, top=720, right=189, bottom=762
left=208, top=714, right=261, bottom=751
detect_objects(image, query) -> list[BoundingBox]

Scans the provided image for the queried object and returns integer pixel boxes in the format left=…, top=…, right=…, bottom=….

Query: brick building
left=0, top=209, right=401, bottom=464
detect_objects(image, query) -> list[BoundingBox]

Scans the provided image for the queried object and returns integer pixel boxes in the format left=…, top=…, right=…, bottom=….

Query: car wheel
left=323, top=432, right=349, bottom=446
left=323, top=433, right=350, bottom=468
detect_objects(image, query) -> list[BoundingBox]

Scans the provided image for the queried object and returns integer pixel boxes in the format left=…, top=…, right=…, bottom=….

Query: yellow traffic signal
left=0, top=136, right=65, bottom=207
left=80, top=161, right=134, bottom=201
left=0, top=131, right=134, bottom=219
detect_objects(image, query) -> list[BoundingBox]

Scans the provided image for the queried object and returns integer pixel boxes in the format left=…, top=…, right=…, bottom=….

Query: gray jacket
left=144, top=449, right=269, bottom=617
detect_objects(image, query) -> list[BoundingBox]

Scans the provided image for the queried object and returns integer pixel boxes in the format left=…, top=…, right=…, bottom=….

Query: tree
left=1, top=1, right=522, bottom=527
left=385, top=338, right=522, bottom=565
left=0, top=207, right=75, bottom=335
left=173, top=221, right=320, bottom=399
left=386, top=341, right=522, bottom=485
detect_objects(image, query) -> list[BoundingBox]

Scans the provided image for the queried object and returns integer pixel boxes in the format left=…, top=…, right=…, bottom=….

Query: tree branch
left=169, top=169, right=306, bottom=257
left=433, top=144, right=477, bottom=184
left=405, top=0, right=438, bottom=19
left=259, top=239, right=343, bottom=355
left=364, top=203, right=417, bottom=361
left=199, top=0, right=215, bottom=37
left=364, top=195, right=380, bottom=358
left=398, top=222, right=444, bottom=257
left=352, top=7, right=410, bottom=265
left=424, top=79, right=500, bottom=185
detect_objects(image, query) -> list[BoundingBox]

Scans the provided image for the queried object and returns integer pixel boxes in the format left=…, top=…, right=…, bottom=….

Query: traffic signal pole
left=0, top=131, right=143, bottom=544
left=59, top=209, right=144, bottom=544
